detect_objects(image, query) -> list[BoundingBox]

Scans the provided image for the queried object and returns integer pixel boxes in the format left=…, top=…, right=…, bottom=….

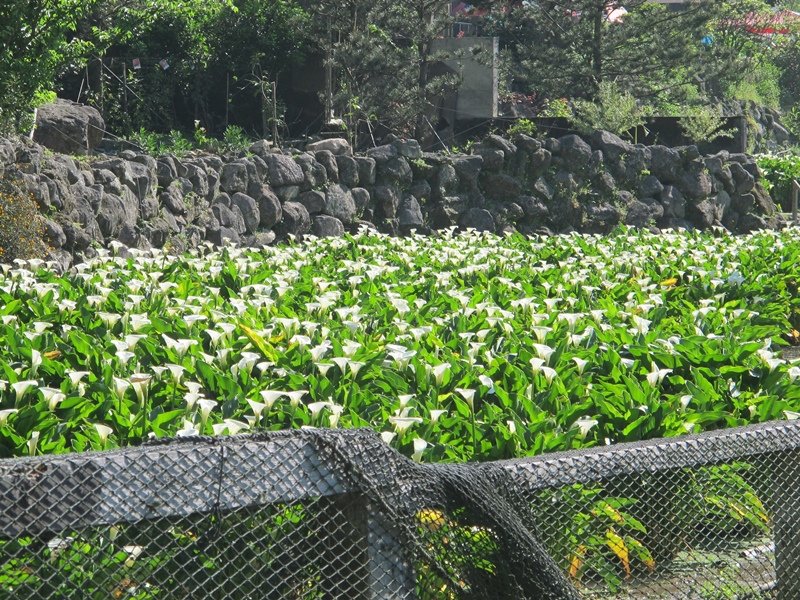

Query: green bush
left=782, top=106, right=800, bottom=140
left=126, top=124, right=252, bottom=157
left=540, top=98, right=572, bottom=119
left=221, top=125, right=251, bottom=153
left=507, top=118, right=537, bottom=138
left=727, top=62, right=781, bottom=111
left=0, top=179, right=46, bottom=263
left=755, top=153, right=800, bottom=211
left=678, top=105, right=736, bottom=144
left=571, top=81, right=649, bottom=139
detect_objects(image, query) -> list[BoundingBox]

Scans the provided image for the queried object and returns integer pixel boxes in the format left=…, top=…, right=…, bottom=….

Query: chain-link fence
left=1, top=420, right=799, bottom=599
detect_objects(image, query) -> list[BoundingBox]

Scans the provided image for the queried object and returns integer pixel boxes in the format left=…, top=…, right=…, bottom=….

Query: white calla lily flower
left=0, top=409, right=18, bottom=426
left=12, top=380, right=38, bottom=403
left=94, top=423, right=113, bottom=447
left=412, top=438, right=428, bottom=462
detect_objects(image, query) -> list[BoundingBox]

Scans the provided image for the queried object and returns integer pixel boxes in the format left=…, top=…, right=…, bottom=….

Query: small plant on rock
left=221, top=125, right=251, bottom=153
left=0, top=179, right=46, bottom=263
left=507, top=118, right=538, bottom=138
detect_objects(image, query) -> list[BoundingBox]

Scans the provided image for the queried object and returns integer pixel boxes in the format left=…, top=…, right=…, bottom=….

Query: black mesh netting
left=1, top=420, right=799, bottom=599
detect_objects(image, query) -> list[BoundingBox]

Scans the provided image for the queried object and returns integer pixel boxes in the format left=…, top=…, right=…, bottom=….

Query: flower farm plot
left=0, top=227, right=800, bottom=598
left=0, top=227, right=799, bottom=460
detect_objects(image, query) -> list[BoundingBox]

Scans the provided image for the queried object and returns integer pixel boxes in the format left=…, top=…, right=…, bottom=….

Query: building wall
left=431, top=36, right=499, bottom=120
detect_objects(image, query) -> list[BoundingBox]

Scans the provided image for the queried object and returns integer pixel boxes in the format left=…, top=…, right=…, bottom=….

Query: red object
left=727, top=10, right=800, bottom=35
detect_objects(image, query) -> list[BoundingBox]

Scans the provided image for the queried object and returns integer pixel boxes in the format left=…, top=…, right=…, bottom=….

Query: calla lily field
left=0, top=227, right=799, bottom=462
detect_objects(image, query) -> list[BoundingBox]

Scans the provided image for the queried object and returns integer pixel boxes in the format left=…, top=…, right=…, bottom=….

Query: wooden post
left=326, top=16, right=333, bottom=122
left=740, top=114, right=748, bottom=153
left=225, top=71, right=230, bottom=129
left=792, top=180, right=799, bottom=223
left=98, top=57, right=104, bottom=114
left=122, top=61, right=128, bottom=116
left=261, top=82, right=268, bottom=140
left=272, top=80, right=278, bottom=145
left=774, top=450, right=800, bottom=599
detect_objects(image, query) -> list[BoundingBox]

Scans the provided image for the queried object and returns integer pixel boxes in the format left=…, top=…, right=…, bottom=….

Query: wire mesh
left=0, top=422, right=798, bottom=599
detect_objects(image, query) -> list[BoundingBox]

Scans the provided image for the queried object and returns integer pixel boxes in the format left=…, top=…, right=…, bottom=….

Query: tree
left=310, top=0, right=460, bottom=140
left=0, top=0, right=90, bottom=132
left=206, top=0, right=309, bottom=138
left=481, top=0, right=772, bottom=109
left=61, top=0, right=310, bottom=136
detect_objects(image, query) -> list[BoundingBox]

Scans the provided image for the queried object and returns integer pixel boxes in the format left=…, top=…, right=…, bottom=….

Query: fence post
left=366, top=502, right=416, bottom=599
left=792, top=180, right=799, bottom=223
left=774, top=450, right=800, bottom=599
left=329, top=495, right=415, bottom=599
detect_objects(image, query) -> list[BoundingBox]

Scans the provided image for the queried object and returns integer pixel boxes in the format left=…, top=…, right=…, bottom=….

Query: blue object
left=701, top=35, right=714, bottom=47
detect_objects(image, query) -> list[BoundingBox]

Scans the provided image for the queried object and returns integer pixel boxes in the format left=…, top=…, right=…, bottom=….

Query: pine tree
left=310, top=0, right=460, bottom=140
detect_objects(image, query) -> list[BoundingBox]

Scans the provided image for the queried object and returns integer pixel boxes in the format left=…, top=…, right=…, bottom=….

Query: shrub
left=755, top=153, right=800, bottom=212
left=221, top=125, right=252, bottom=153
left=0, top=179, right=46, bottom=263
left=507, top=118, right=537, bottom=138
left=678, top=105, right=736, bottom=144
left=540, top=98, right=572, bottom=119
left=571, top=81, right=649, bottom=139
left=125, top=128, right=193, bottom=157
left=782, top=106, right=800, bottom=140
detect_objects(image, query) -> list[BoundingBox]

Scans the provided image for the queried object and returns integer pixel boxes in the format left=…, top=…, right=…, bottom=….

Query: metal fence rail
left=1, top=421, right=799, bottom=599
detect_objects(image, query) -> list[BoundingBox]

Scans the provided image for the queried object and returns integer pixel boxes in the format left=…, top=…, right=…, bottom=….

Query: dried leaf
left=568, top=544, right=586, bottom=579
left=606, top=529, right=630, bottom=578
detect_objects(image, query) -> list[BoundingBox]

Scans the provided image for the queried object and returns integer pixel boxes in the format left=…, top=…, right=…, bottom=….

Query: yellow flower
left=416, top=508, right=447, bottom=531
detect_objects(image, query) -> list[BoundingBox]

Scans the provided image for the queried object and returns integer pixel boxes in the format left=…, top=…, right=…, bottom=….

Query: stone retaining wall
left=0, top=129, right=780, bottom=268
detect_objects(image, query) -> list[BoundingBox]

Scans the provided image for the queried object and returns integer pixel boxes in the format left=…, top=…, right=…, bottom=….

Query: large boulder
left=324, top=183, right=357, bottom=224
left=660, top=186, right=686, bottom=219
left=230, top=192, right=260, bottom=234
left=335, top=155, right=360, bottom=187
left=306, top=138, right=352, bottom=156
left=298, top=190, right=325, bottom=215
left=483, top=134, right=517, bottom=160
left=677, top=163, right=713, bottom=201
left=277, top=201, right=311, bottom=237
left=95, top=193, right=128, bottom=238
left=351, top=188, right=371, bottom=216
left=591, top=130, right=633, bottom=164
left=373, top=186, right=400, bottom=219
left=253, top=186, right=282, bottom=228
left=393, top=139, right=423, bottom=159
left=33, top=100, right=104, bottom=155
left=460, top=207, right=495, bottom=232
left=398, top=195, right=425, bottom=233
left=315, top=150, right=339, bottom=183
left=311, top=215, right=345, bottom=237
left=376, top=156, right=413, bottom=187
left=480, top=173, right=522, bottom=202
left=649, top=145, right=682, bottom=184
left=451, top=155, right=483, bottom=191
left=519, top=196, right=549, bottom=220
left=220, top=161, right=249, bottom=194
left=355, top=157, right=376, bottom=186
left=558, top=134, right=593, bottom=172
left=584, top=203, right=623, bottom=233
left=625, top=198, right=664, bottom=228
left=265, top=154, right=304, bottom=187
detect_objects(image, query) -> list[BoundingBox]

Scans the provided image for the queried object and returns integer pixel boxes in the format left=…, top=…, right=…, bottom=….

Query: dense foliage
left=0, top=228, right=798, bottom=461
left=755, top=152, right=800, bottom=210
left=0, top=0, right=89, bottom=132
left=4, top=0, right=800, bottom=141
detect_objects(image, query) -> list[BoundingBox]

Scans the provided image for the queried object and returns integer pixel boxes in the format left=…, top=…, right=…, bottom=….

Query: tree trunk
left=592, top=1, right=604, bottom=95
left=415, top=42, right=430, bottom=140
